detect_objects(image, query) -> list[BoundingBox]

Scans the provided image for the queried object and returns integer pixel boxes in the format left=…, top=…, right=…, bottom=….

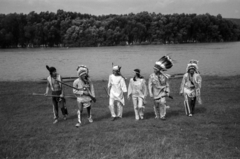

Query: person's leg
left=191, top=97, right=196, bottom=115
left=153, top=100, right=160, bottom=119
left=109, top=98, right=116, bottom=120
left=52, top=97, right=58, bottom=124
left=187, top=96, right=193, bottom=116
left=87, top=106, right=93, bottom=123
left=138, top=97, right=144, bottom=119
left=132, top=96, right=139, bottom=120
left=160, top=98, right=166, bottom=119
left=184, top=94, right=190, bottom=116
left=76, top=101, right=83, bottom=127
left=59, top=98, right=68, bottom=120
left=117, top=101, right=123, bottom=118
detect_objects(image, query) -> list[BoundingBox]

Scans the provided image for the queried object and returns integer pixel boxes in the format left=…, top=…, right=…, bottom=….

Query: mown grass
left=0, top=76, right=240, bottom=159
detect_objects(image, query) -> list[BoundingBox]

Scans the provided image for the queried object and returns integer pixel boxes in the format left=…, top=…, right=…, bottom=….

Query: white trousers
left=109, top=98, right=123, bottom=118
left=154, top=98, right=166, bottom=118
left=132, top=96, right=144, bottom=120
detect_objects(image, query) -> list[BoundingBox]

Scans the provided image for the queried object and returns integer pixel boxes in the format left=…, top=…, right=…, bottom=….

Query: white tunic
left=108, top=74, right=127, bottom=105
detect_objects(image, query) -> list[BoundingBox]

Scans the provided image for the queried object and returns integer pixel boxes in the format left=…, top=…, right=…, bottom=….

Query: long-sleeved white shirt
left=108, top=74, right=127, bottom=105
left=128, top=78, right=148, bottom=99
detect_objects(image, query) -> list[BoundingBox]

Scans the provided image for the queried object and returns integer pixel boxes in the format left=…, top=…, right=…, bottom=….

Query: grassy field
left=0, top=76, right=240, bottom=159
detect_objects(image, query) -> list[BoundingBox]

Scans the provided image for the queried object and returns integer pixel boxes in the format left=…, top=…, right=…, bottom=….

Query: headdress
left=154, top=55, right=173, bottom=71
left=186, top=59, right=199, bottom=73
left=112, top=65, right=121, bottom=72
left=153, top=55, right=173, bottom=79
left=77, top=65, right=88, bottom=77
left=46, top=65, right=56, bottom=75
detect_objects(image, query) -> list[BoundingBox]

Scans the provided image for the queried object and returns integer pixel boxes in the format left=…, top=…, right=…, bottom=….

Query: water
left=0, top=42, right=240, bottom=81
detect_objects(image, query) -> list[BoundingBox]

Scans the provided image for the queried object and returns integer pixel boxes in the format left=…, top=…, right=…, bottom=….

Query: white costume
left=128, top=77, right=148, bottom=120
left=108, top=66, right=127, bottom=118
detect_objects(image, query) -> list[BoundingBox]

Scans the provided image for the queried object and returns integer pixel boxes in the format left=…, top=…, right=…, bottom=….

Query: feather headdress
left=186, top=59, right=199, bottom=73
left=76, top=65, right=88, bottom=77
left=155, top=55, right=173, bottom=71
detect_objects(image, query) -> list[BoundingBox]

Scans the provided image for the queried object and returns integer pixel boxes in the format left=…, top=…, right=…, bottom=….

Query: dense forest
left=0, top=10, right=240, bottom=48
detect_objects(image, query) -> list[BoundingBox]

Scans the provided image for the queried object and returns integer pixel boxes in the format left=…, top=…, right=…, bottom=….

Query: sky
left=0, top=0, right=239, bottom=18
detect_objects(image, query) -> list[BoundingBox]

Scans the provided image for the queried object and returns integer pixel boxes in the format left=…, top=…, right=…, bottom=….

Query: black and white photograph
left=0, top=0, right=240, bottom=158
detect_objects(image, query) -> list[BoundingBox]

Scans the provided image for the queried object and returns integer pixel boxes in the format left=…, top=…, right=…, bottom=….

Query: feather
left=46, top=65, right=50, bottom=71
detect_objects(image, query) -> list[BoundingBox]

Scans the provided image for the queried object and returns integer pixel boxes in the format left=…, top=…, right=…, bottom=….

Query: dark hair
left=46, top=65, right=56, bottom=76
left=133, top=71, right=143, bottom=81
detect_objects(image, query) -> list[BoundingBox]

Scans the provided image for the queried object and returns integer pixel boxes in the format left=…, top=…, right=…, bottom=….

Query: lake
left=0, top=42, right=240, bottom=81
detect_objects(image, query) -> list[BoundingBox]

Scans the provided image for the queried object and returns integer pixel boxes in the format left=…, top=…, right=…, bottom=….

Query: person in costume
left=108, top=65, right=127, bottom=121
left=73, top=65, right=96, bottom=127
left=128, top=69, right=148, bottom=120
left=44, top=65, right=68, bottom=124
left=180, top=60, right=202, bottom=117
left=148, top=56, right=173, bottom=120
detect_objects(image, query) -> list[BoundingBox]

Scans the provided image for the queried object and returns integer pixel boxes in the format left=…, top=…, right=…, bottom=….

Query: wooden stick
left=32, top=93, right=76, bottom=99
left=104, top=87, right=109, bottom=97
left=56, top=80, right=85, bottom=91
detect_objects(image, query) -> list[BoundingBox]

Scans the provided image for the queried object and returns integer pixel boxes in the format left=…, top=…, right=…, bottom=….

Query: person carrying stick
left=44, top=65, right=68, bottom=124
left=180, top=60, right=202, bottom=117
left=73, top=65, right=96, bottom=127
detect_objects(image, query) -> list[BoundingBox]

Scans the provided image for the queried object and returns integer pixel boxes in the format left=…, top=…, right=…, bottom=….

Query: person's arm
left=59, top=75, right=64, bottom=97
left=127, top=79, right=133, bottom=98
left=165, top=78, right=170, bottom=96
left=195, top=74, right=202, bottom=89
left=73, top=80, right=84, bottom=97
left=142, top=79, right=148, bottom=97
left=90, top=81, right=95, bottom=98
left=148, top=76, right=153, bottom=97
left=107, top=75, right=112, bottom=95
left=180, top=74, right=186, bottom=95
left=44, top=81, right=50, bottom=96
left=121, top=77, right=127, bottom=93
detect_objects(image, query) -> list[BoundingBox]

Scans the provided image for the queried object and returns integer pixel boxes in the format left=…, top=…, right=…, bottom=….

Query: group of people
left=44, top=56, right=202, bottom=127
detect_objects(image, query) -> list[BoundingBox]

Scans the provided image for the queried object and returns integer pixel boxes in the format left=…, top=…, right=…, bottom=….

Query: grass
left=0, top=76, right=240, bottom=159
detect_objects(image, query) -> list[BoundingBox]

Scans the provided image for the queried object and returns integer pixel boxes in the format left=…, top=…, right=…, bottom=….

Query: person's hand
left=44, top=93, right=48, bottom=96
left=60, top=94, right=64, bottom=98
left=83, top=91, right=89, bottom=95
left=92, top=97, right=97, bottom=103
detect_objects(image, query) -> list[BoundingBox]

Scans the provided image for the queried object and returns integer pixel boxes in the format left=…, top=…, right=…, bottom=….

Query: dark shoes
left=111, top=117, right=116, bottom=121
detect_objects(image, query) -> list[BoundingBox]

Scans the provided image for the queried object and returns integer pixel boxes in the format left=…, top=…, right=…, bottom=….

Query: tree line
left=0, top=10, right=240, bottom=48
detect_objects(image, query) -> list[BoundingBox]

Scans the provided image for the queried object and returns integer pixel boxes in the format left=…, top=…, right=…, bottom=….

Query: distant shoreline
left=0, top=75, right=239, bottom=82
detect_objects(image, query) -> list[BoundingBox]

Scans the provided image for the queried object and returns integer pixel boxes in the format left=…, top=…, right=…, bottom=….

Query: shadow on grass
left=194, top=107, right=207, bottom=114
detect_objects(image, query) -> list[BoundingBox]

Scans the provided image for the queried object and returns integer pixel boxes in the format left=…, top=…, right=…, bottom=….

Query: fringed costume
left=73, top=65, right=95, bottom=127
left=148, top=56, right=173, bottom=120
left=180, top=60, right=202, bottom=116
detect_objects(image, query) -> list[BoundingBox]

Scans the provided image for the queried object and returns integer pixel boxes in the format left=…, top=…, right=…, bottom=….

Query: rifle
left=32, top=93, right=76, bottom=99
left=154, top=95, right=174, bottom=100
left=56, top=79, right=96, bottom=103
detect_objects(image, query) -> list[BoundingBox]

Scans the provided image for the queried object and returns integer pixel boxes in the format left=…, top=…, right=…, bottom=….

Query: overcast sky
left=0, top=0, right=239, bottom=18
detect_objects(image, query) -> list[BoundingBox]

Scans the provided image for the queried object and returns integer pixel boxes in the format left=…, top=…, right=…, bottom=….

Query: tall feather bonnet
left=154, top=55, right=173, bottom=71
